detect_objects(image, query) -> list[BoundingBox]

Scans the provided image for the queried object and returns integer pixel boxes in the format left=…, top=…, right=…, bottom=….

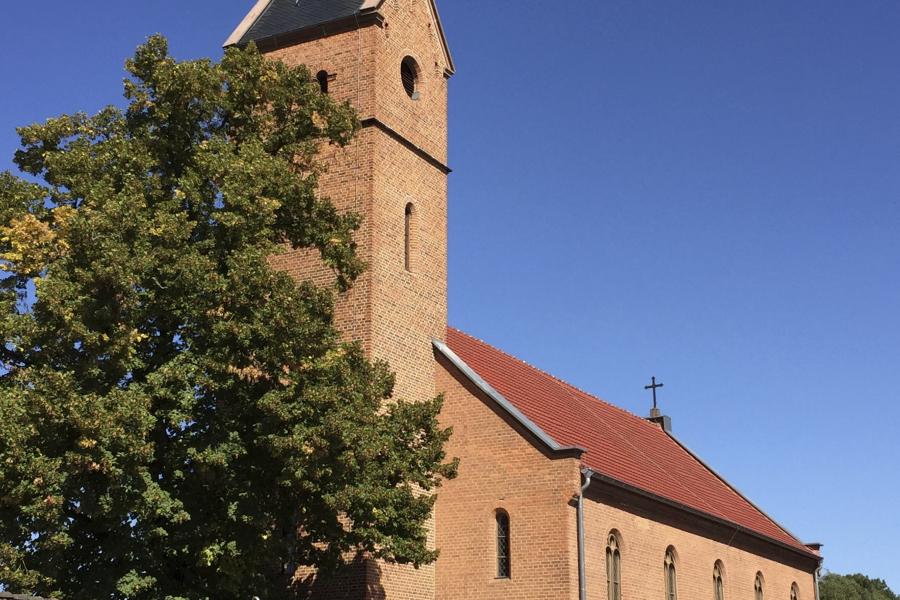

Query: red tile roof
left=444, top=327, right=813, bottom=556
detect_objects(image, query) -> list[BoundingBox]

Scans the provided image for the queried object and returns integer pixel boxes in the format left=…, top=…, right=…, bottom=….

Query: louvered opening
left=401, top=56, right=419, bottom=98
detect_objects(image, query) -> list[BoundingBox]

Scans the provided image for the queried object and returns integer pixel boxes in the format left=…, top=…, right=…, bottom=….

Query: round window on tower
left=401, top=56, right=420, bottom=99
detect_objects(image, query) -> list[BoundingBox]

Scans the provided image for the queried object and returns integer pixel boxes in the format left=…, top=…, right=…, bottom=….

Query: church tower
left=227, top=0, right=453, bottom=404
left=227, top=0, right=454, bottom=597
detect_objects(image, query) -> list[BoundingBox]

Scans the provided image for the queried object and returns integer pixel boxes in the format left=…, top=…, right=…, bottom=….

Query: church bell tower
left=226, top=0, right=453, bottom=403
left=226, top=0, right=453, bottom=596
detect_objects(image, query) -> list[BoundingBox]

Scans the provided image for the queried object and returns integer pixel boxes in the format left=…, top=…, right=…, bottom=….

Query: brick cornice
left=585, top=471, right=822, bottom=568
left=362, top=118, right=452, bottom=174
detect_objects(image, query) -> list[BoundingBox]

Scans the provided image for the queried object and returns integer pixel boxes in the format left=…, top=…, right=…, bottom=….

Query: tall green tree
left=820, top=573, right=898, bottom=600
left=0, top=36, right=455, bottom=600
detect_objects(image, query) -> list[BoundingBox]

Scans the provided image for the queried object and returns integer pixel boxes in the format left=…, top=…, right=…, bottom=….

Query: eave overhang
left=663, top=432, right=818, bottom=560
left=581, top=469, right=821, bottom=563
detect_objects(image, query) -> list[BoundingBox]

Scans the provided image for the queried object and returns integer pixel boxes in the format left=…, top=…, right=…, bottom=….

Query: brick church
left=226, top=1, right=824, bottom=598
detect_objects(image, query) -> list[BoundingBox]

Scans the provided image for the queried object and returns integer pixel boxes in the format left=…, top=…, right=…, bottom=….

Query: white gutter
left=814, top=562, right=823, bottom=600
left=578, top=468, right=595, bottom=600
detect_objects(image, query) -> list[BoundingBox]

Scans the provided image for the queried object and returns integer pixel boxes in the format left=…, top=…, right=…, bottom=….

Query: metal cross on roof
left=645, top=376, right=664, bottom=411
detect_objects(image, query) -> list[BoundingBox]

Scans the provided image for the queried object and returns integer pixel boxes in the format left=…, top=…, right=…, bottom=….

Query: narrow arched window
left=404, top=203, right=415, bottom=272
left=316, top=70, right=330, bottom=94
left=713, top=562, right=725, bottom=600
left=606, top=534, right=621, bottom=600
left=791, top=583, right=799, bottom=600
left=755, top=573, right=764, bottom=600
left=664, top=548, right=677, bottom=600
left=496, top=510, right=510, bottom=578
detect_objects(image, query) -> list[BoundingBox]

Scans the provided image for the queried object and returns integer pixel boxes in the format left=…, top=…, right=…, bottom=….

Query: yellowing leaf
left=0, top=213, right=59, bottom=274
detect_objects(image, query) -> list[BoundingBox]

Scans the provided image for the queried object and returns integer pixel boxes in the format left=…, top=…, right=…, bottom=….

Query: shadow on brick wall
left=294, top=553, right=385, bottom=600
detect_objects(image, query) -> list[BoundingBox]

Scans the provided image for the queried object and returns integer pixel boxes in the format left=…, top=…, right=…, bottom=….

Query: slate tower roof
left=225, top=0, right=454, bottom=73
left=226, top=0, right=379, bottom=47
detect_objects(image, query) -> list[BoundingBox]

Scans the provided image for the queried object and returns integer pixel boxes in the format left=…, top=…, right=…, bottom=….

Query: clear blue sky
left=2, top=0, right=898, bottom=588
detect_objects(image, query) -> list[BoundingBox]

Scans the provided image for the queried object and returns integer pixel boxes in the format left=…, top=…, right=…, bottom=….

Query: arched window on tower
left=496, top=510, right=510, bottom=579
left=606, top=533, right=621, bottom=600
left=404, top=203, right=415, bottom=272
left=664, top=548, right=678, bottom=600
left=713, top=561, right=725, bottom=600
left=316, top=70, right=330, bottom=94
left=755, top=573, right=765, bottom=600
left=791, top=583, right=800, bottom=600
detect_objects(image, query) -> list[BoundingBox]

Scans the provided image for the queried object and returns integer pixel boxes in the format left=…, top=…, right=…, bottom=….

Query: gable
left=434, top=338, right=583, bottom=458
left=439, top=327, right=818, bottom=560
left=225, top=0, right=455, bottom=74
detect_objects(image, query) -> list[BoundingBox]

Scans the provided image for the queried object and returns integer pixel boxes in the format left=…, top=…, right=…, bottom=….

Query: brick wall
left=582, top=485, right=818, bottom=600
left=266, top=0, right=449, bottom=407
left=435, top=353, right=584, bottom=600
left=266, top=25, right=378, bottom=354
left=373, top=0, right=450, bottom=165
left=263, top=1, right=451, bottom=598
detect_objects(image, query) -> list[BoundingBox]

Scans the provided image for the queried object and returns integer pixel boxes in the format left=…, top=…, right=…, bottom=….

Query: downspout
left=578, top=468, right=595, bottom=600
left=814, top=563, right=822, bottom=600
left=806, top=543, right=824, bottom=600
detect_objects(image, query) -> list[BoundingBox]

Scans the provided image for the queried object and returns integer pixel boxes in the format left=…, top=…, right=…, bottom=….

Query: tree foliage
left=820, top=573, right=898, bottom=600
left=0, top=36, right=455, bottom=600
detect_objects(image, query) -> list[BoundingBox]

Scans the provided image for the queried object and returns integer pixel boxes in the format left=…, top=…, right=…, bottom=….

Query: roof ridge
left=447, top=327, right=656, bottom=428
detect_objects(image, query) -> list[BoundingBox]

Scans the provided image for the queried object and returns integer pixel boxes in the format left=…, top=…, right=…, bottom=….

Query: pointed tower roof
left=225, top=0, right=455, bottom=74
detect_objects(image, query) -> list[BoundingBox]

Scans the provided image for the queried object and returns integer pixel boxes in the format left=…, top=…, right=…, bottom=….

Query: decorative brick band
left=361, top=118, right=452, bottom=175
